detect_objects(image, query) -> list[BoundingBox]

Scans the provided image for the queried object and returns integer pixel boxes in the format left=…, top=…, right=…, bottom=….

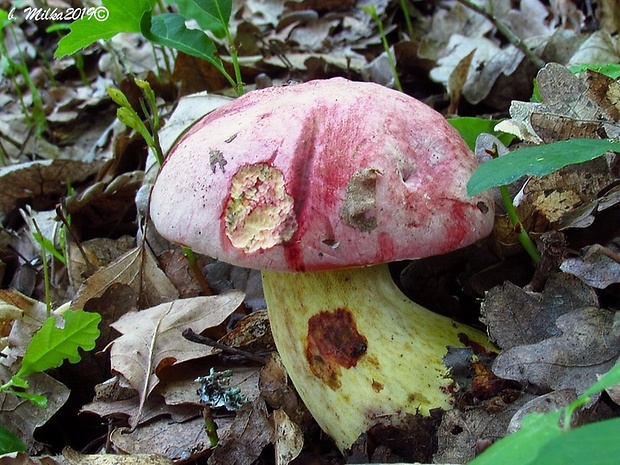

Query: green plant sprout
left=471, top=362, right=620, bottom=465
left=465, top=138, right=619, bottom=264
left=108, top=80, right=165, bottom=166
left=361, top=3, right=403, bottom=92
left=53, top=0, right=244, bottom=95
left=0, top=308, right=100, bottom=453
left=0, top=9, right=47, bottom=137
left=0, top=308, right=101, bottom=407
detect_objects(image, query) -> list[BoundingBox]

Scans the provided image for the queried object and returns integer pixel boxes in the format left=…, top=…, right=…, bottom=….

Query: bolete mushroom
left=150, top=78, right=495, bottom=452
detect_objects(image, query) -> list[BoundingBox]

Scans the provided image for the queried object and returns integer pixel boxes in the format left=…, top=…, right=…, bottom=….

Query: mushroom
left=150, top=78, right=495, bottom=452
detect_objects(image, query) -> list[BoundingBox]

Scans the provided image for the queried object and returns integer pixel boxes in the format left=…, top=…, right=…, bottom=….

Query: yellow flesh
left=262, top=263, right=492, bottom=452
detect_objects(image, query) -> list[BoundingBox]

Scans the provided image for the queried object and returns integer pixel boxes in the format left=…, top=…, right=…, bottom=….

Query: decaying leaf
left=109, top=415, right=224, bottom=461
left=107, top=292, right=244, bottom=427
left=492, top=307, right=620, bottom=394
left=207, top=398, right=273, bottom=465
left=62, top=446, right=174, bottom=465
left=273, top=409, right=304, bottom=465
left=560, top=242, right=620, bottom=289
left=496, top=62, right=620, bottom=142
left=0, top=159, right=101, bottom=220
left=0, top=371, right=70, bottom=452
left=481, top=272, right=599, bottom=349
left=71, top=246, right=179, bottom=310
left=434, top=392, right=533, bottom=464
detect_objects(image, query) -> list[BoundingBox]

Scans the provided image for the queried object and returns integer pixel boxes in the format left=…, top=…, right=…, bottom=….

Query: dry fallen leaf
left=71, top=246, right=179, bottom=311
left=107, top=292, right=244, bottom=427
left=560, top=242, right=620, bottom=289
left=480, top=272, right=599, bottom=349
left=496, top=62, right=620, bottom=142
left=492, top=307, right=620, bottom=394
left=207, top=398, right=272, bottom=465
left=0, top=371, right=70, bottom=452
left=273, top=409, right=304, bottom=465
left=0, top=159, right=101, bottom=220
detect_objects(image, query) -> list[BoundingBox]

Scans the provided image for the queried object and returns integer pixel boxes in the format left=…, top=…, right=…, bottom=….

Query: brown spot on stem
left=306, top=308, right=368, bottom=389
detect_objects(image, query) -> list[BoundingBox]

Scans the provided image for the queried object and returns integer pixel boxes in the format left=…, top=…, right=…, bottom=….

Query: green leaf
left=467, top=138, right=620, bottom=196
left=168, top=0, right=230, bottom=37
left=448, top=117, right=514, bottom=151
left=54, top=0, right=154, bottom=57
left=143, top=13, right=220, bottom=66
left=535, top=417, right=620, bottom=465
left=470, top=411, right=564, bottom=465
left=0, top=425, right=26, bottom=454
left=568, top=63, right=620, bottom=80
left=16, top=310, right=101, bottom=379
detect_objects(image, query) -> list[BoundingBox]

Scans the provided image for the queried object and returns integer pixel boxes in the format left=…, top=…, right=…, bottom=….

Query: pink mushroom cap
left=150, top=78, right=494, bottom=272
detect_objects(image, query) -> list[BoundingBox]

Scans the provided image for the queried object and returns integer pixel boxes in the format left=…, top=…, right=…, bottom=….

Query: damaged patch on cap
left=225, top=163, right=298, bottom=253
left=339, top=168, right=381, bottom=232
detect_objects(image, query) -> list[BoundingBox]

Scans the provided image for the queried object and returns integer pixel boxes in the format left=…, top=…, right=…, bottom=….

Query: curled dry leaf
left=107, top=292, right=244, bottom=427
left=492, top=307, right=620, bottom=394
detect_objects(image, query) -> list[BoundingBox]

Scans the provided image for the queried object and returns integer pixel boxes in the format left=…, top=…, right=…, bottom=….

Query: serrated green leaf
left=54, top=0, right=154, bottom=57
left=144, top=13, right=220, bottom=66
left=467, top=138, right=620, bottom=196
left=16, top=310, right=101, bottom=379
left=0, top=425, right=26, bottom=455
left=448, top=117, right=514, bottom=151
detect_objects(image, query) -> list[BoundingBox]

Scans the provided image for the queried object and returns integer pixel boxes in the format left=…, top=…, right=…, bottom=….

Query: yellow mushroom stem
left=262, top=263, right=494, bottom=452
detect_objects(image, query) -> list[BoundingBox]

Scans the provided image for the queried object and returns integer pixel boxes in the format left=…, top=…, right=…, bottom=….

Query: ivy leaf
left=15, top=310, right=101, bottom=380
left=467, top=138, right=619, bottom=196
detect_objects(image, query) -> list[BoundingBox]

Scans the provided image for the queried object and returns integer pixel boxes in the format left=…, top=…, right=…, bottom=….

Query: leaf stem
left=499, top=185, right=541, bottom=264
left=456, top=0, right=546, bottom=69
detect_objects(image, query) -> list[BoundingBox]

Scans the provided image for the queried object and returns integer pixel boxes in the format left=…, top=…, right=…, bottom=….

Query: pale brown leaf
left=108, top=292, right=244, bottom=427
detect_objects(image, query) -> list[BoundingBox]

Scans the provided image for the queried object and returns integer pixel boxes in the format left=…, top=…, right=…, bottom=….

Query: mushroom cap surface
left=151, top=78, right=494, bottom=271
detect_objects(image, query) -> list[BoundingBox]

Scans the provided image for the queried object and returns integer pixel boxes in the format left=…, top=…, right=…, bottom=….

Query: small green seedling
left=361, top=3, right=403, bottom=92
left=0, top=308, right=101, bottom=453
left=53, top=0, right=243, bottom=95
left=0, top=309, right=101, bottom=407
left=0, top=9, right=47, bottom=137
left=108, top=79, right=164, bottom=166
left=471, top=362, right=620, bottom=465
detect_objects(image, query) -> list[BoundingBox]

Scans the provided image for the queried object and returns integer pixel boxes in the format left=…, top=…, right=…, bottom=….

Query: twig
left=456, top=0, right=546, bottom=70
left=182, top=328, right=268, bottom=364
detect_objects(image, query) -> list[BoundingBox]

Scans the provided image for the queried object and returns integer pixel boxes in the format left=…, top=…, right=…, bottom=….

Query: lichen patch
left=225, top=163, right=298, bottom=253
